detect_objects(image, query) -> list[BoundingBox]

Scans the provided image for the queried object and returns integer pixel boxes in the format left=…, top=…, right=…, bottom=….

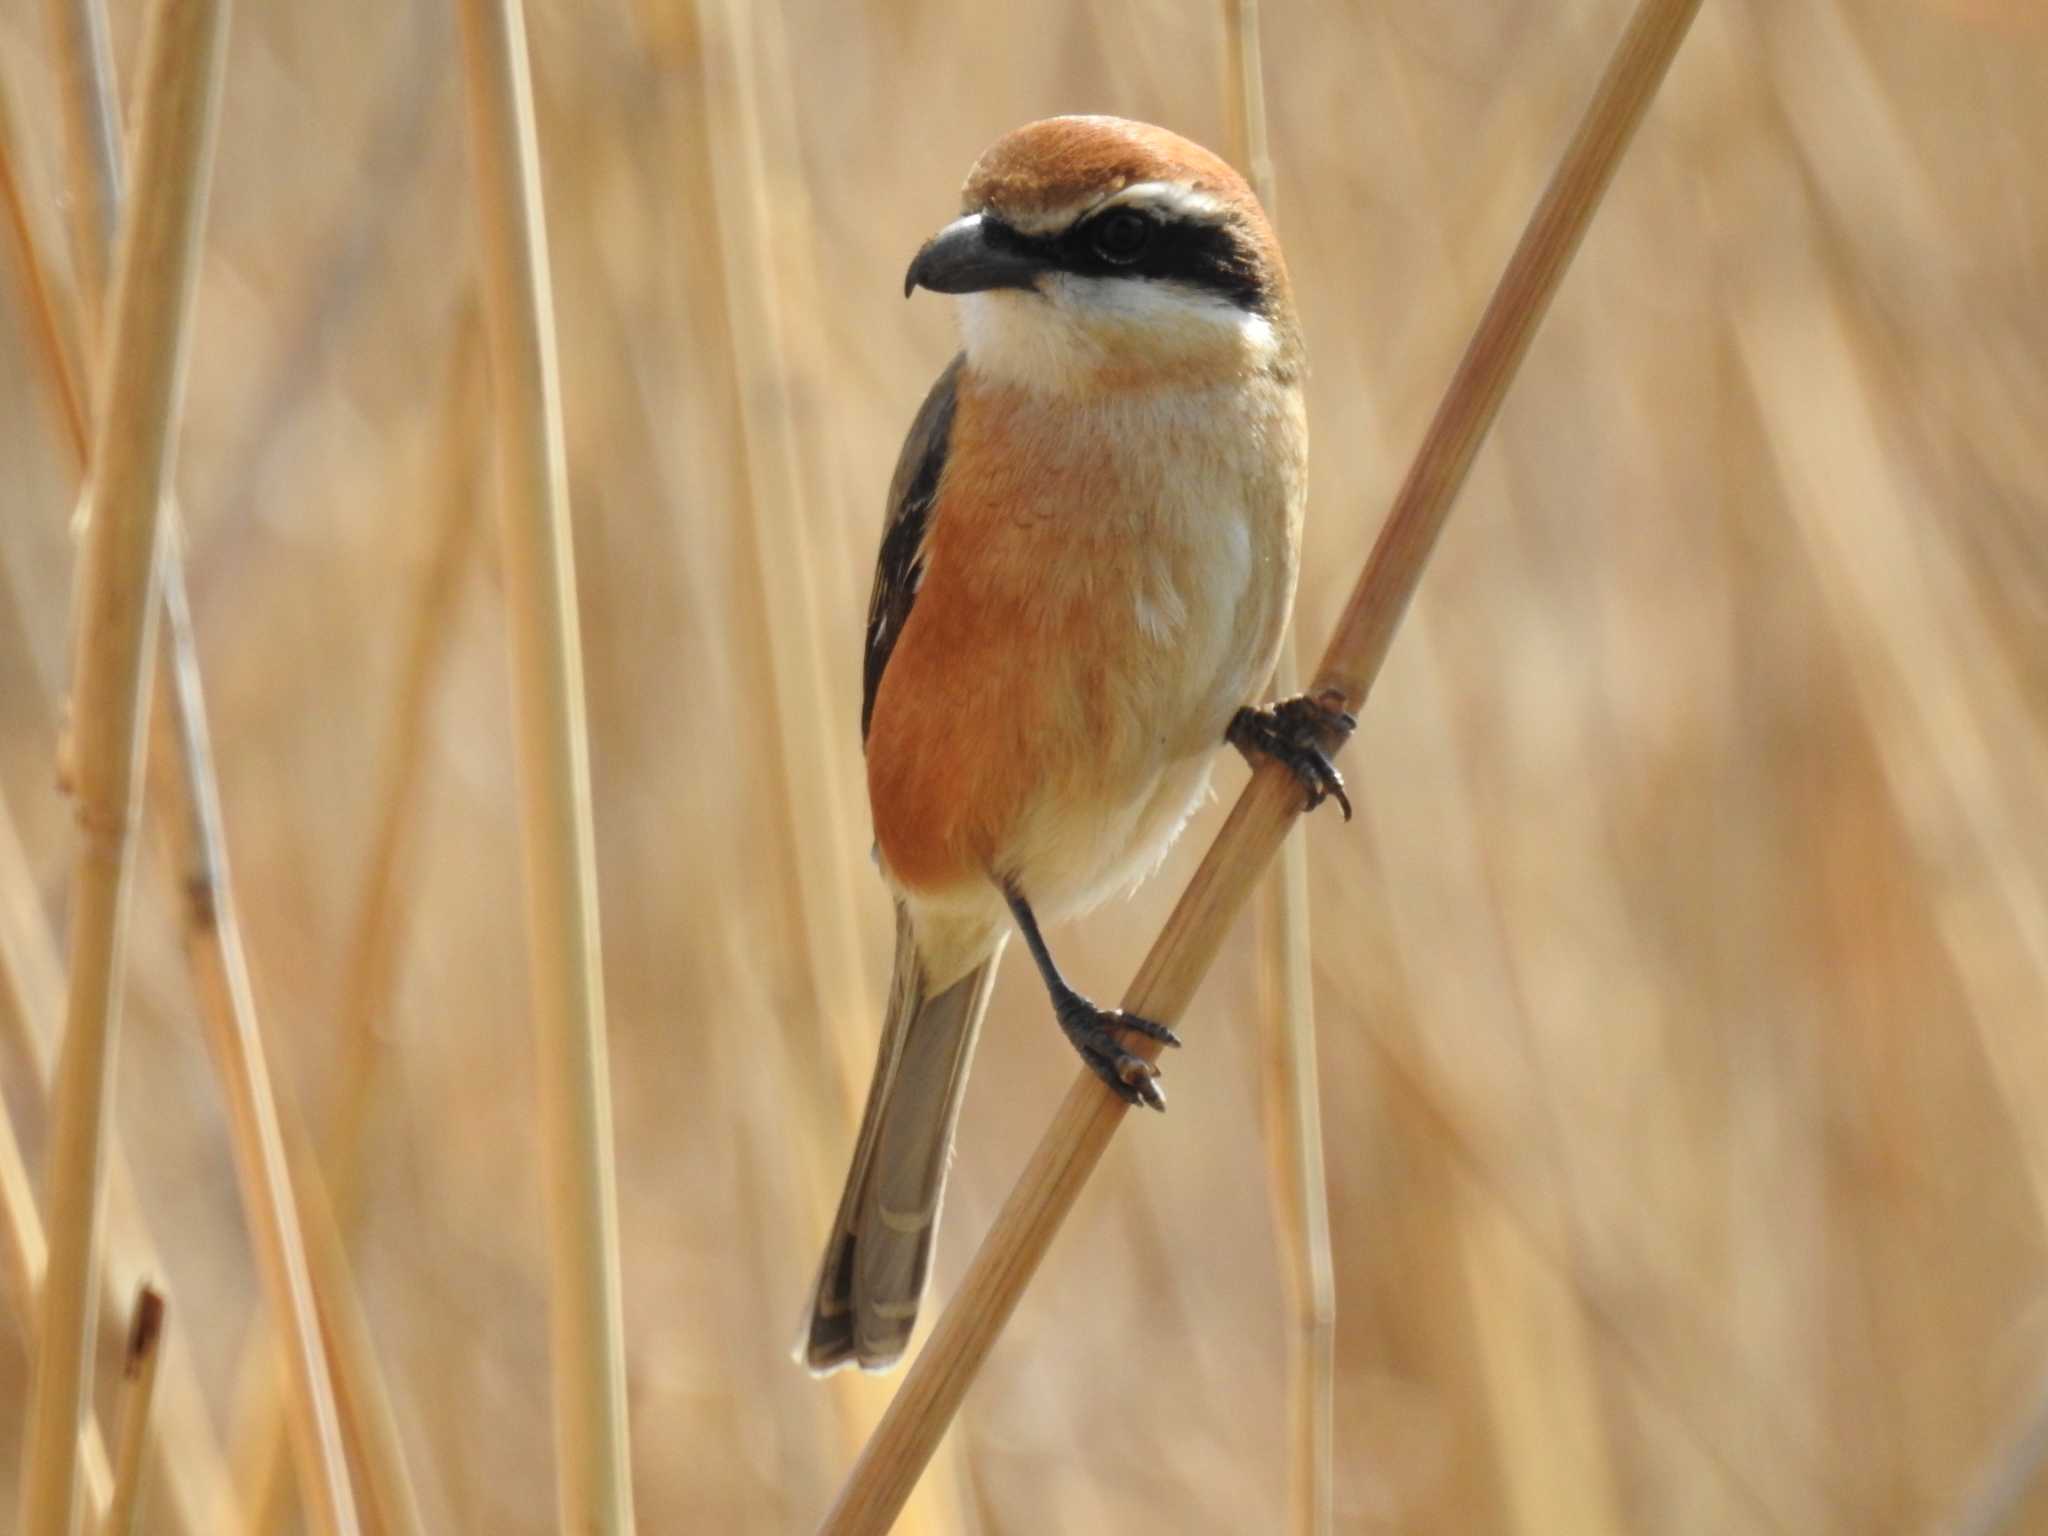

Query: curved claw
left=1110, top=1054, right=1167, bottom=1113
left=1109, top=1010, right=1181, bottom=1048
left=1227, top=692, right=1356, bottom=822
left=1056, top=994, right=1174, bottom=1111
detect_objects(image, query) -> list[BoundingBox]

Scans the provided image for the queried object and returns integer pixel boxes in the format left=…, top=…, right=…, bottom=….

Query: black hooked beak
left=903, top=214, right=1049, bottom=298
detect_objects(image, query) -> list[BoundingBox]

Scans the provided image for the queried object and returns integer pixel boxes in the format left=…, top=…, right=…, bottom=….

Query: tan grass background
left=3, top=0, right=2047, bottom=1530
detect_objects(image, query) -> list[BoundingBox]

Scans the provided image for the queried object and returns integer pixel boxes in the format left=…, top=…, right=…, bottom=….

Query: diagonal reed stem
left=18, top=0, right=232, bottom=1530
left=819, top=0, right=1706, bottom=1527
left=454, top=0, right=637, bottom=1530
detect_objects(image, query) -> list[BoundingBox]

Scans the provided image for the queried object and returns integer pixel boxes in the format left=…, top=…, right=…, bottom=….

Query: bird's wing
left=862, top=353, right=963, bottom=743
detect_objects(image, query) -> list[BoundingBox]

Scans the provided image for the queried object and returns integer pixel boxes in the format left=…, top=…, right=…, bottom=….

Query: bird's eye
left=1090, top=210, right=1154, bottom=264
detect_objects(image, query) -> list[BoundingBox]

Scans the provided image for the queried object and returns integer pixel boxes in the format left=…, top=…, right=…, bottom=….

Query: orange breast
left=864, top=379, right=1125, bottom=895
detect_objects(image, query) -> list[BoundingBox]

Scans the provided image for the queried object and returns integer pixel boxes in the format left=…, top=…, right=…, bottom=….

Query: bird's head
left=904, top=116, right=1300, bottom=396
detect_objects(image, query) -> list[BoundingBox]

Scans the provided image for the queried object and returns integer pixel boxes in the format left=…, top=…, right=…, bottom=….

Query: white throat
left=958, top=277, right=1278, bottom=397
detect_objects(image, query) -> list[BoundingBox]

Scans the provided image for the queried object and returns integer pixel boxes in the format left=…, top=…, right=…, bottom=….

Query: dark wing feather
left=862, top=354, right=962, bottom=743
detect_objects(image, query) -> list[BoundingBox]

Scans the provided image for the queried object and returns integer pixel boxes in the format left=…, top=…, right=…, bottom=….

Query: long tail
left=799, top=904, right=1001, bottom=1374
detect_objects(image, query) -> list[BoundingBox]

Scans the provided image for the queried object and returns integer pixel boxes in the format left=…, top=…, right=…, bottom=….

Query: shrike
left=802, top=115, right=1349, bottom=1374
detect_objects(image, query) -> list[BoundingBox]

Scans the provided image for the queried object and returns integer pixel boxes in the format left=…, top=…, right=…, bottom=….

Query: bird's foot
left=1053, top=987, right=1181, bottom=1112
left=1228, top=690, right=1356, bottom=820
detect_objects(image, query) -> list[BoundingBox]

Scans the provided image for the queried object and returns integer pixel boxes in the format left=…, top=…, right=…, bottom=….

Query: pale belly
left=1006, top=548, right=1282, bottom=923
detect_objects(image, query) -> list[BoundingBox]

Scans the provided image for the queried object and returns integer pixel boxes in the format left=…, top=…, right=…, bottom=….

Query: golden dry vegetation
left=2, top=0, right=2047, bottom=1531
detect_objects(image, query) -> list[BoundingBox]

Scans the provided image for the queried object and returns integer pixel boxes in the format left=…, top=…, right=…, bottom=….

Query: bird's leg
left=1002, top=884, right=1181, bottom=1112
left=1227, top=687, right=1356, bottom=820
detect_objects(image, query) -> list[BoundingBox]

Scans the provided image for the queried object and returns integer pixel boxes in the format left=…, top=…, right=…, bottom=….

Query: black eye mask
left=982, top=207, right=1270, bottom=316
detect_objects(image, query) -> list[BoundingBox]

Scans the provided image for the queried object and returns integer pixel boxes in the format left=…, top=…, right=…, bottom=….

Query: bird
left=800, top=115, right=1350, bottom=1375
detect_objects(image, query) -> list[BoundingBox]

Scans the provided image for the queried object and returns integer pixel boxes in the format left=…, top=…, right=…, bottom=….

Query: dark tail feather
left=799, top=906, right=999, bottom=1374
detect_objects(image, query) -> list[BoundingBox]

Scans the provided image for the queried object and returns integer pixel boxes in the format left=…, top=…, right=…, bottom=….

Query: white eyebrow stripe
left=999, top=179, right=1233, bottom=235
left=1098, top=180, right=1232, bottom=223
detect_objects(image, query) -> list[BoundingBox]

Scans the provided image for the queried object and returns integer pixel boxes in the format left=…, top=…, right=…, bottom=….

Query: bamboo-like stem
left=818, top=1, right=1704, bottom=1527
left=100, top=1283, right=168, bottom=1536
left=454, top=1, right=636, bottom=1531
left=18, top=0, right=231, bottom=1529
left=1222, top=5, right=1336, bottom=1532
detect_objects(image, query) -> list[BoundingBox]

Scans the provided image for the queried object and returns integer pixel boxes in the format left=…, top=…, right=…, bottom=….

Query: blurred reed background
left=2, top=0, right=2046, bottom=1531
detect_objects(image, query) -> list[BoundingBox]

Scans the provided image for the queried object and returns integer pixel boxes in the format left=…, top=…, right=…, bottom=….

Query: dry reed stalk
left=18, top=0, right=231, bottom=1528
left=0, top=788, right=68, bottom=1108
left=0, top=1084, right=118, bottom=1522
left=148, top=562, right=363, bottom=1536
left=280, top=1112, right=432, bottom=1536
left=0, top=1074, right=42, bottom=1317
left=40, top=0, right=120, bottom=364
left=228, top=1117, right=434, bottom=1536
left=819, top=1, right=1705, bottom=1526
left=0, top=790, right=228, bottom=1535
left=0, top=812, right=115, bottom=1527
left=455, top=1, right=636, bottom=1529
left=1251, top=809, right=1334, bottom=1536
left=235, top=314, right=481, bottom=1536
left=100, top=1283, right=167, bottom=1536
left=742, top=0, right=869, bottom=683
left=37, top=4, right=371, bottom=1527
left=0, top=73, right=89, bottom=468
left=682, top=3, right=968, bottom=1528
left=1347, top=26, right=1645, bottom=1525
left=320, top=311, right=483, bottom=1230
left=1222, top=4, right=1336, bottom=1532
left=689, top=0, right=874, bottom=1094
left=1220, top=0, right=1277, bottom=217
